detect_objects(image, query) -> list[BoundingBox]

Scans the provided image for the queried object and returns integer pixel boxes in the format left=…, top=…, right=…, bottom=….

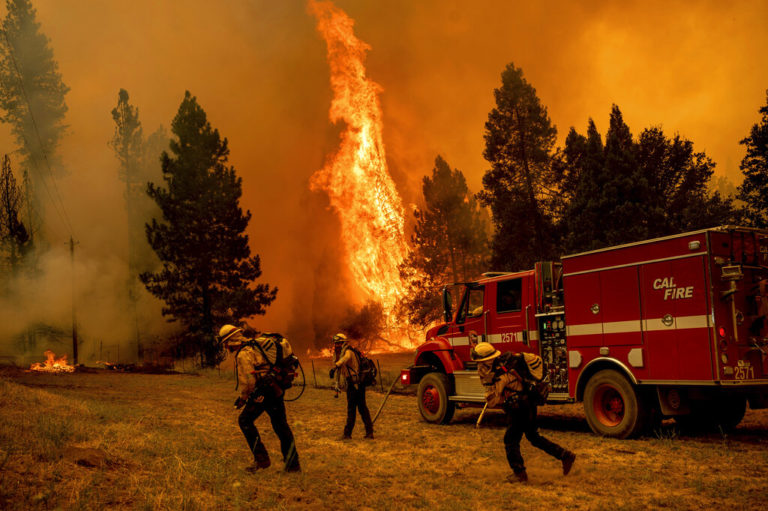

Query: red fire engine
left=399, top=226, right=768, bottom=438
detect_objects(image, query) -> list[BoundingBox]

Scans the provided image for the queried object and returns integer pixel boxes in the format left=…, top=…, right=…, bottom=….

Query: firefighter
left=329, top=333, right=374, bottom=440
left=472, top=342, right=575, bottom=483
left=219, top=324, right=300, bottom=473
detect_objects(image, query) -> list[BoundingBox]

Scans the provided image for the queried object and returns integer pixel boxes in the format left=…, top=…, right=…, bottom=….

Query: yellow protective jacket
left=235, top=336, right=294, bottom=400
left=478, top=360, right=524, bottom=408
left=334, top=344, right=360, bottom=382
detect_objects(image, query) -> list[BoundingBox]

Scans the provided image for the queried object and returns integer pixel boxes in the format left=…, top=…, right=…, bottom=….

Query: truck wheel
left=417, top=373, right=455, bottom=424
left=584, top=369, right=645, bottom=439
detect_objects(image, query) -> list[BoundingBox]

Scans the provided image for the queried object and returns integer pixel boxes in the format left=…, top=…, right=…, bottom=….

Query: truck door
left=488, top=277, right=531, bottom=351
left=452, top=284, right=486, bottom=360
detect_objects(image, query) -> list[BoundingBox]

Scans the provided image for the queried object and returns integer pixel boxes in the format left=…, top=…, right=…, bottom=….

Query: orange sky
left=2, top=0, right=768, bottom=342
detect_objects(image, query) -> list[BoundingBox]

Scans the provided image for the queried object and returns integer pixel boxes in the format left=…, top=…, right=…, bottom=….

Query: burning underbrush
left=18, top=350, right=178, bottom=375
left=28, top=350, right=75, bottom=373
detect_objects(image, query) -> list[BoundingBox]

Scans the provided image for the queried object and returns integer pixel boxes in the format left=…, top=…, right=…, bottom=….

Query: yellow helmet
left=332, top=332, right=347, bottom=343
left=471, top=342, right=501, bottom=362
left=218, top=324, right=243, bottom=344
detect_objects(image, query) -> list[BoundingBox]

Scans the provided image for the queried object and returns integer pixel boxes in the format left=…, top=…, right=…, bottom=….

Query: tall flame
left=309, top=0, right=408, bottom=317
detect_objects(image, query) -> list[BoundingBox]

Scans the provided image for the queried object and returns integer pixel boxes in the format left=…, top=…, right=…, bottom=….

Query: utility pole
left=70, top=236, right=78, bottom=364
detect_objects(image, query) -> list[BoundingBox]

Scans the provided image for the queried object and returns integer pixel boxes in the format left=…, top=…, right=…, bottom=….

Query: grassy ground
left=2, top=357, right=768, bottom=510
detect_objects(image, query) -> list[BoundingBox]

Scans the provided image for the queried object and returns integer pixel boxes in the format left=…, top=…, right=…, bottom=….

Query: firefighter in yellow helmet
left=329, top=332, right=374, bottom=439
left=219, top=324, right=300, bottom=473
left=472, top=342, right=575, bottom=483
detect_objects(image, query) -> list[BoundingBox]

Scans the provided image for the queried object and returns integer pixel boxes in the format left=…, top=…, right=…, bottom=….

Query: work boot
left=364, top=432, right=374, bottom=439
left=246, top=442, right=271, bottom=472
left=507, top=471, right=528, bottom=483
left=245, top=457, right=271, bottom=473
left=340, top=434, right=352, bottom=441
left=562, top=451, right=576, bottom=476
left=284, top=462, right=301, bottom=473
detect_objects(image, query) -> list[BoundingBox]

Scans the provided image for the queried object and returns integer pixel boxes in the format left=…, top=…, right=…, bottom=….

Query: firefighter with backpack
left=471, top=342, right=575, bottom=483
left=329, top=333, right=374, bottom=440
left=219, top=324, right=301, bottom=473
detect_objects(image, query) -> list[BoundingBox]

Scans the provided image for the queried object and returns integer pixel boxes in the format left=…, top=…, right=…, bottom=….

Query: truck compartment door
left=600, top=266, right=643, bottom=347
left=563, top=272, right=602, bottom=348
left=641, top=257, right=712, bottom=380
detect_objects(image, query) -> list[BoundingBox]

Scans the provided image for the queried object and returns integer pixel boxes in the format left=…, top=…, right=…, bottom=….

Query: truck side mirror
left=442, top=287, right=453, bottom=323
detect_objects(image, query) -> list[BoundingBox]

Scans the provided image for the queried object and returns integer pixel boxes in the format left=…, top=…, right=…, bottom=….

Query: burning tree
left=141, top=91, right=276, bottom=367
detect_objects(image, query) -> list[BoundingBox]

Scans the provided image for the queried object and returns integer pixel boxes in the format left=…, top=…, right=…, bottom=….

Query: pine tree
left=562, top=119, right=606, bottom=252
left=478, top=63, right=559, bottom=270
left=0, top=0, right=69, bottom=237
left=562, top=106, right=736, bottom=253
left=0, top=154, right=29, bottom=275
left=737, top=90, right=768, bottom=227
left=399, top=156, right=490, bottom=327
left=141, top=91, right=277, bottom=367
left=110, top=89, right=166, bottom=360
left=637, top=126, right=735, bottom=235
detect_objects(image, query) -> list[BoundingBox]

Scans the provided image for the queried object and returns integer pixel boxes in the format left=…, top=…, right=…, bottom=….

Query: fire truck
left=399, top=226, right=768, bottom=438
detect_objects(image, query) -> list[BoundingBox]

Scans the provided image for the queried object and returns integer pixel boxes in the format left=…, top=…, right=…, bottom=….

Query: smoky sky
left=2, top=0, right=767, bottom=349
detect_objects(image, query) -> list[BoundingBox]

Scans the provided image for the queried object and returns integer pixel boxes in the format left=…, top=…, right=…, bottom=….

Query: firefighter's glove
left=329, top=367, right=336, bottom=379
left=234, top=397, right=247, bottom=409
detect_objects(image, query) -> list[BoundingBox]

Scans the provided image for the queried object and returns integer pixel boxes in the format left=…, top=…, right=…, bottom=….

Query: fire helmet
left=332, top=333, right=347, bottom=343
left=219, top=324, right=243, bottom=345
left=471, top=342, right=501, bottom=362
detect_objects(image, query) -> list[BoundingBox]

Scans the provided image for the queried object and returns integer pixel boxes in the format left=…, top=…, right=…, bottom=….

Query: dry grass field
left=2, top=354, right=768, bottom=510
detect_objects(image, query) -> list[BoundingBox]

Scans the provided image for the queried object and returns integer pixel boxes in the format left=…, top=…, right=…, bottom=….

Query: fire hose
left=372, top=377, right=400, bottom=424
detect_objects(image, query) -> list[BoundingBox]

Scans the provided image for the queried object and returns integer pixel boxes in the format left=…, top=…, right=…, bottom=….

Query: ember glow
left=308, top=0, right=410, bottom=319
left=29, top=350, right=75, bottom=373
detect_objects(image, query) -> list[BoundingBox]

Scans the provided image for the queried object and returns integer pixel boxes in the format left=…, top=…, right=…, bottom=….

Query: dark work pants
left=238, top=390, right=299, bottom=469
left=344, top=380, right=373, bottom=436
left=504, top=400, right=566, bottom=474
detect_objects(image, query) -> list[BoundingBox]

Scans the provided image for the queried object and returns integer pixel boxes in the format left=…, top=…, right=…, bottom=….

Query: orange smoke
left=308, top=1, right=409, bottom=317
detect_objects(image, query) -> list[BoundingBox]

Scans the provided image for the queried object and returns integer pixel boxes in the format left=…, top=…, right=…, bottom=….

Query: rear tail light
left=718, top=326, right=727, bottom=338
left=400, top=369, right=411, bottom=386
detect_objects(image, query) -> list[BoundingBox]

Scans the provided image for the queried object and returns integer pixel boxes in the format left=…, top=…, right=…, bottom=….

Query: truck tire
left=417, top=372, right=455, bottom=424
left=584, top=369, right=645, bottom=439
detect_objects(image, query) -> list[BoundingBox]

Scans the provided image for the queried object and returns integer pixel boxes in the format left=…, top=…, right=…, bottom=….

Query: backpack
left=250, top=333, right=300, bottom=390
left=347, top=346, right=377, bottom=387
left=496, top=352, right=551, bottom=406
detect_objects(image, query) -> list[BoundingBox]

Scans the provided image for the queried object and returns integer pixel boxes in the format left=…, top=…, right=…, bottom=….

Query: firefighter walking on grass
left=330, top=333, right=374, bottom=440
left=472, top=342, right=575, bottom=483
left=219, top=324, right=300, bottom=473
